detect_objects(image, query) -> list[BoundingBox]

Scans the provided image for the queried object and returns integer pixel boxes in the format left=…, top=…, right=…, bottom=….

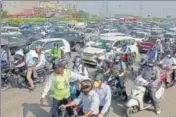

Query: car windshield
left=136, top=33, right=145, bottom=38
left=29, top=40, right=44, bottom=50
left=164, top=34, right=174, bottom=38
left=92, top=37, right=114, bottom=49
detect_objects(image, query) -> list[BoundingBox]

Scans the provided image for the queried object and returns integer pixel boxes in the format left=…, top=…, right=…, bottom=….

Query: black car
left=2, top=35, right=38, bottom=55
left=46, top=32, right=84, bottom=52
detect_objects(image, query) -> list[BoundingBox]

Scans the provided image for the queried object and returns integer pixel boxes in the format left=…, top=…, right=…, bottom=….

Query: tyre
left=126, top=106, right=139, bottom=117
left=1, top=83, right=10, bottom=91
left=75, top=43, right=81, bottom=52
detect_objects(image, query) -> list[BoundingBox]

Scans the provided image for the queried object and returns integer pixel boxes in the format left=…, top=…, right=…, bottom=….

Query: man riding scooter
left=160, top=53, right=175, bottom=86
left=60, top=79, right=100, bottom=117
left=111, top=55, right=128, bottom=101
left=153, top=39, right=164, bottom=60
left=94, top=74, right=111, bottom=117
left=141, top=60, right=161, bottom=114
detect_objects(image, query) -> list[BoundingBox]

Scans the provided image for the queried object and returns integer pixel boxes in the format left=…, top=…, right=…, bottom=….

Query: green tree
left=77, top=10, right=90, bottom=18
left=1, top=10, right=8, bottom=18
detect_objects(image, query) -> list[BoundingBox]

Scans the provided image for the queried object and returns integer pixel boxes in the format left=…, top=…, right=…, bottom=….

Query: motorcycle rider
left=111, top=56, right=127, bottom=100
left=145, top=47, right=157, bottom=61
left=72, top=56, right=89, bottom=98
left=40, top=59, right=90, bottom=117
left=25, top=47, right=38, bottom=90
left=33, top=45, right=46, bottom=78
left=49, top=43, right=65, bottom=60
left=72, top=56, right=89, bottom=77
left=153, top=39, right=164, bottom=60
left=94, top=74, right=111, bottom=117
left=141, top=60, right=161, bottom=114
left=160, top=53, right=175, bottom=85
left=1, top=45, right=8, bottom=69
left=120, top=41, right=130, bottom=62
left=60, top=79, right=100, bottom=117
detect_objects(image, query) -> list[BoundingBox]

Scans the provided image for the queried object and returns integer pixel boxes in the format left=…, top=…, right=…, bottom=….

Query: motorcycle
left=158, top=64, right=176, bottom=88
left=1, top=68, right=11, bottom=90
left=11, top=65, right=46, bottom=88
left=126, top=75, right=165, bottom=117
left=104, top=75, right=128, bottom=101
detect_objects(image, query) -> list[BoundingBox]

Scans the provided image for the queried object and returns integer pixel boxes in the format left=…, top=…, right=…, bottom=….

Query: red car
left=137, top=36, right=163, bottom=53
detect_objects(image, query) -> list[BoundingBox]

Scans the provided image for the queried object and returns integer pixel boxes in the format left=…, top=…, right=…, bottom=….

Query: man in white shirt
left=33, top=45, right=46, bottom=78
left=93, top=74, right=111, bottom=117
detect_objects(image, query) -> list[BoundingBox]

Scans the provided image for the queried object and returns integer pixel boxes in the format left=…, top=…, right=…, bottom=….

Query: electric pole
left=139, top=1, right=142, bottom=17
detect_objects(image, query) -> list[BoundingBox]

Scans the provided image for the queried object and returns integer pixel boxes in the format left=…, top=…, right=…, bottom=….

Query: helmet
left=167, top=53, right=171, bottom=58
left=53, top=43, right=59, bottom=47
left=156, top=39, right=161, bottom=43
left=147, top=59, right=155, bottom=67
left=106, top=45, right=111, bottom=52
left=35, top=45, right=42, bottom=53
left=23, top=47, right=30, bottom=55
left=73, top=56, right=82, bottom=66
left=54, top=59, right=68, bottom=68
left=122, top=41, right=127, bottom=46
left=114, top=55, right=120, bottom=63
left=94, top=73, right=104, bottom=81
left=80, top=79, right=93, bottom=92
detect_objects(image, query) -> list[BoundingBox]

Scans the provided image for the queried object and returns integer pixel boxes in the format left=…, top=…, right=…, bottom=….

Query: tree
left=1, top=10, right=8, bottom=18
left=77, top=10, right=89, bottom=18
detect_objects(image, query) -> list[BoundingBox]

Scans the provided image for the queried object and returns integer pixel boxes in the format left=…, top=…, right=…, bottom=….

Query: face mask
left=94, top=81, right=101, bottom=88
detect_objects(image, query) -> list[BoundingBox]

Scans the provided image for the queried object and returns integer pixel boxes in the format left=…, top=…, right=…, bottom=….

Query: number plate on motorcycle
left=84, top=56, right=90, bottom=60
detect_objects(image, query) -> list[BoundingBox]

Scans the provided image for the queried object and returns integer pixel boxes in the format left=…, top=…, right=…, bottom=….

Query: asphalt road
left=2, top=52, right=176, bottom=117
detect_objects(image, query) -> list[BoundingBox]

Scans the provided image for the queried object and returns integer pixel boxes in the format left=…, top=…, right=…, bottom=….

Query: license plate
left=84, top=56, right=90, bottom=60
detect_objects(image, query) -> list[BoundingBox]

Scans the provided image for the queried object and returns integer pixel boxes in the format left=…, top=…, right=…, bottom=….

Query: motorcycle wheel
left=126, top=106, right=139, bottom=117
left=1, top=82, right=10, bottom=91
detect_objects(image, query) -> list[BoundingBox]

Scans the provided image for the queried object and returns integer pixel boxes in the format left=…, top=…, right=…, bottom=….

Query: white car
left=82, top=36, right=139, bottom=66
left=28, top=38, right=71, bottom=60
left=85, top=32, right=126, bottom=46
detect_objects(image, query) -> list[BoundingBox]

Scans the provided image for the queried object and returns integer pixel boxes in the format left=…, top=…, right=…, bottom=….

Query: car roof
left=100, top=32, right=126, bottom=37
left=101, top=36, right=135, bottom=41
left=37, top=38, right=65, bottom=42
left=2, top=27, right=19, bottom=29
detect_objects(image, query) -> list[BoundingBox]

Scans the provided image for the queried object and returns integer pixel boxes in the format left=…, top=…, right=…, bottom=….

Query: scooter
left=126, top=75, right=165, bottom=117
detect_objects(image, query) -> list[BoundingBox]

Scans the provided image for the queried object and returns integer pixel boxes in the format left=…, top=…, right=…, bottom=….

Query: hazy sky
left=61, top=1, right=176, bottom=18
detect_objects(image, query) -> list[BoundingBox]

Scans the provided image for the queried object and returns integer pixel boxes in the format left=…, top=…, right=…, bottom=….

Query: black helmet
left=80, top=79, right=93, bottom=92
left=147, top=59, right=155, bottom=67
left=23, top=47, right=30, bottom=54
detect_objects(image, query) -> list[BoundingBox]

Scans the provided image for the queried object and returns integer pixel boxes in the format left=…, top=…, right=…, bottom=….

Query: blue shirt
left=1, top=49, right=7, bottom=62
left=94, top=83, right=111, bottom=114
left=26, top=50, right=38, bottom=67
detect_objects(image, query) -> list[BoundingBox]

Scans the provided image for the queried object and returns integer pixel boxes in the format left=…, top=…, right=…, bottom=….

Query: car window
left=43, top=42, right=54, bottom=50
left=53, top=40, right=64, bottom=47
left=113, top=41, right=121, bottom=48
left=126, top=39, right=135, bottom=45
